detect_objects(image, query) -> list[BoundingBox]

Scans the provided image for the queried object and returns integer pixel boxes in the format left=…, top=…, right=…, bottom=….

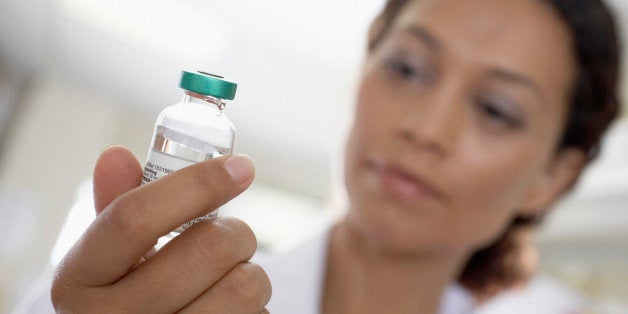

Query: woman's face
left=344, top=0, right=578, bottom=254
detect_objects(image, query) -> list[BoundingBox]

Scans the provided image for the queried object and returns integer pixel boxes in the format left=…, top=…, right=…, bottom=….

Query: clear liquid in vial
left=146, top=125, right=233, bottom=247
left=152, top=125, right=232, bottom=163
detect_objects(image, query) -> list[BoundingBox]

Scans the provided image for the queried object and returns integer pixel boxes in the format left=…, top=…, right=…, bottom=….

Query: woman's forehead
left=392, top=0, right=576, bottom=105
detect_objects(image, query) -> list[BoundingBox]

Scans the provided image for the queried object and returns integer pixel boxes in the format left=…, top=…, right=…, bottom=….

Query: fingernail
left=100, top=144, right=125, bottom=154
left=224, top=155, right=255, bottom=184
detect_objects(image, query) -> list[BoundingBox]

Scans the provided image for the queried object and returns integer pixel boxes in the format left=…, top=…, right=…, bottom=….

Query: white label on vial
left=142, top=149, right=217, bottom=233
left=142, top=149, right=195, bottom=184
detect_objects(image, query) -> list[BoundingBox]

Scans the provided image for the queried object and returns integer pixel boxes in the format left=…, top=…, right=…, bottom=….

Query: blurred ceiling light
left=56, top=0, right=230, bottom=67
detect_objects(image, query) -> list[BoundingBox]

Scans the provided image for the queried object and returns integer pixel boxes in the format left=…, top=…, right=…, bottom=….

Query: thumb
left=93, top=146, right=143, bottom=215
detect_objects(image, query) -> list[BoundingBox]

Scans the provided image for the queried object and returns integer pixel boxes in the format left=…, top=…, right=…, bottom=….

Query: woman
left=51, top=0, right=621, bottom=313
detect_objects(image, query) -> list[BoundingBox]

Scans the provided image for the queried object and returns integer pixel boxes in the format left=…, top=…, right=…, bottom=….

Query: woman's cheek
left=450, top=155, right=538, bottom=247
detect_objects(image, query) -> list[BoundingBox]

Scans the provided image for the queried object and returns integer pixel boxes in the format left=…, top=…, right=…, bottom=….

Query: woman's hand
left=51, top=146, right=271, bottom=313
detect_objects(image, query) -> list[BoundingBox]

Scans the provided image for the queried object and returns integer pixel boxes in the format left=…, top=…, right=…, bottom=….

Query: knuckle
left=220, top=217, right=257, bottom=257
left=190, top=220, right=241, bottom=264
left=50, top=279, right=68, bottom=310
left=51, top=255, right=83, bottom=311
left=225, top=263, right=272, bottom=310
left=182, top=218, right=259, bottom=279
left=50, top=276, right=101, bottom=313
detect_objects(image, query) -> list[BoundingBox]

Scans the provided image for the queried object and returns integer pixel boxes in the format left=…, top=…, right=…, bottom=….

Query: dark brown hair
left=371, top=0, right=622, bottom=297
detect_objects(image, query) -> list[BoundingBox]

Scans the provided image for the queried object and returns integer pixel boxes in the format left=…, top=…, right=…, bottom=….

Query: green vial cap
left=179, top=71, right=238, bottom=100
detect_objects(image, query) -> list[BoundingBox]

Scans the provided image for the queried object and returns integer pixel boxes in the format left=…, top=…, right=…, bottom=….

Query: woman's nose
left=397, top=88, right=465, bottom=158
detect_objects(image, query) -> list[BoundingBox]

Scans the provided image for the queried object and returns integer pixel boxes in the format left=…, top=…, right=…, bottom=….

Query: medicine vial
left=142, top=70, right=237, bottom=246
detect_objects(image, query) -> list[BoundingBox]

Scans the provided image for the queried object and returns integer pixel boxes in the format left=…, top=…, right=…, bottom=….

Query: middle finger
left=114, top=217, right=257, bottom=313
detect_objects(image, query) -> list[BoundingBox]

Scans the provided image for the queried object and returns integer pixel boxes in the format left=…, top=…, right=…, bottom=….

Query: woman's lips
left=371, top=160, right=444, bottom=202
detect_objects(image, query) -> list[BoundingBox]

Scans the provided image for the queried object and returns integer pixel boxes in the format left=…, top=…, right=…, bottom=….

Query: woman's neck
left=321, top=219, right=469, bottom=314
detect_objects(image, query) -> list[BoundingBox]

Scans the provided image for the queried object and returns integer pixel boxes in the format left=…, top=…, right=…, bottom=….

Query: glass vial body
left=142, top=71, right=237, bottom=247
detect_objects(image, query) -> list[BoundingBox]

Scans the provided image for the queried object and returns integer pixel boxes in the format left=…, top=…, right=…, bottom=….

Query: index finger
left=58, top=154, right=255, bottom=286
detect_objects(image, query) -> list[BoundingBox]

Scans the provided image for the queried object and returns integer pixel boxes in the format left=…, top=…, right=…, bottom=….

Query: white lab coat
left=257, top=228, right=476, bottom=314
left=257, top=228, right=587, bottom=314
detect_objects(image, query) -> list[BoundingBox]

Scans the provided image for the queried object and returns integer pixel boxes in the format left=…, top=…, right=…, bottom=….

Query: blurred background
left=0, top=0, right=626, bottom=313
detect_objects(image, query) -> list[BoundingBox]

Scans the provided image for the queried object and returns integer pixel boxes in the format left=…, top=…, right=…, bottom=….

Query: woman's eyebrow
left=403, top=24, right=547, bottom=105
left=405, top=25, right=442, bottom=51
left=489, top=68, right=547, bottom=104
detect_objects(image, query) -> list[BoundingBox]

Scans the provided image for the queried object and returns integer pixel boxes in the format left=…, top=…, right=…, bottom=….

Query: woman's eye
left=385, top=58, right=431, bottom=83
left=477, top=99, right=524, bottom=130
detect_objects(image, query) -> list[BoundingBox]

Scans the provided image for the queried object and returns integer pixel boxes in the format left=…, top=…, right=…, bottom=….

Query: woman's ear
left=517, top=148, right=588, bottom=216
